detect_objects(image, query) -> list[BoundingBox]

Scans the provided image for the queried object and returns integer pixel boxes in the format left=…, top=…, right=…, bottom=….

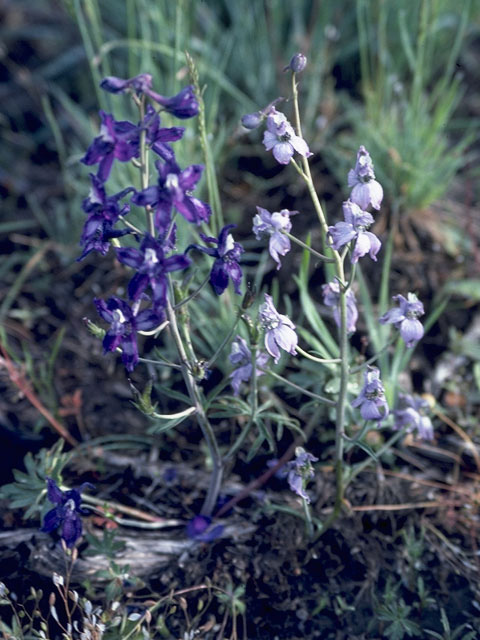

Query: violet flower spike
left=229, top=336, right=270, bottom=396
left=41, top=477, right=94, bottom=548
left=116, top=234, right=191, bottom=312
left=286, top=447, right=318, bottom=504
left=186, top=225, right=244, bottom=296
left=131, top=159, right=211, bottom=233
left=81, top=111, right=139, bottom=182
left=393, top=393, right=434, bottom=441
left=328, top=200, right=381, bottom=264
left=352, top=366, right=389, bottom=422
left=379, top=293, right=425, bottom=348
left=262, top=108, right=312, bottom=165
left=347, top=145, right=383, bottom=210
left=253, top=207, right=296, bottom=270
left=78, top=174, right=134, bottom=260
left=94, top=296, right=163, bottom=372
left=322, top=281, right=358, bottom=333
left=259, top=294, right=298, bottom=364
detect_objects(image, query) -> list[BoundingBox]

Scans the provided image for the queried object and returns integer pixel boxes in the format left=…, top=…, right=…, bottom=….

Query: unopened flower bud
left=242, top=284, right=256, bottom=310
left=288, top=53, right=307, bottom=73
left=241, top=112, right=262, bottom=130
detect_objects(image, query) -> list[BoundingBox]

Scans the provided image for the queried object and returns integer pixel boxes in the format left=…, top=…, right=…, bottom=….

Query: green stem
left=165, top=299, right=223, bottom=516
left=296, top=345, right=341, bottom=365
left=347, top=427, right=407, bottom=485
left=283, top=230, right=334, bottom=263
left=138, top=97, right=154, bottom=236
left=207, top=312, right=241, bottom=368
left=302, top=496, right=314, bottom=539
left=264, top=369, right=335, bottom=407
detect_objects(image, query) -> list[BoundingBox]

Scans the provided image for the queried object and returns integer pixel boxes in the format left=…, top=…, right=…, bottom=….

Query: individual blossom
left=347, top=145, right=383, bottom=210
left=322, top=281, right=358, bottom=333
left=132, top=159, right=211, bottom=233
left=41, top=477, right=94, bottom=548
left=142, top=104, right=185, bottom=162
left=186, top=515, right=223, bottom=542
left=262, top=108, right=312, bottom=165
left=379, top=293, right=425, bottom=348
left=116, top=233, right=190, bottom=311
left=228, top=335, right=270, bottom=396
left=285, top=447, right=318, bottom=504
left=186, top=225, right=244, bottom=295
left=94, top=296, right=163, bottom=372
left=352, top=366, right=389, bottom=422
left=259, top=294, right=298, bottom=363
left=100, top=74, right=199, bottom=119
left=393, top=393, right=434, bottom=441
left=81, top=111, right=139, bottom=182
left=253, top=206, right=296, bottom=269
left=328, top=200, right=381, bottom=263
left=79, top=174, right=134, bottom=260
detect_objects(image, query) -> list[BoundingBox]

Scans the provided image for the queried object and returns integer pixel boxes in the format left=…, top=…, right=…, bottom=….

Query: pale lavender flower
left=259, top=294, right=298, bottom=363
left=348, top=146, right=383, bottom=210
left=286, top=447, right=318, bottom=503
left=253, top=207, right=296, bottom=269
left=229, top=336, right=269, bottom=396
left=328, top=200, right=381, bottom=263
left=352, top=366, right=389, bottom=422
left=393, top=393, right=434, bottom=441
left=379, top=293, right=425, bottom=348
left=262, top=108, right=312, bottom=165
left=322, top=281, right=358, bottom=333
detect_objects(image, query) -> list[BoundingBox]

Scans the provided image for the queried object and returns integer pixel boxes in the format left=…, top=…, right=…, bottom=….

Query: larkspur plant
left=41, top=54, right=435, bottom=554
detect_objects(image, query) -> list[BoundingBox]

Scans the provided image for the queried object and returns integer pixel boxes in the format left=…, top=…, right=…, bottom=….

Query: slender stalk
left=138, top=96, right=154, bottom=236
left=264, top=369, right=336, bottom=407
left=282, top=230, right=334, bottom=263
left=165, top=299, right=223, bottom=516
left=296, top=345, right=341, bottom=365
left=206, top=312, right=241, bottom=368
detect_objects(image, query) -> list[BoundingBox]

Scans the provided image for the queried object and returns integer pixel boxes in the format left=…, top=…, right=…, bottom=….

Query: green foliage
left=425, top=608, right=477, bottom=640
left=0, top=440, right=71, bottom=520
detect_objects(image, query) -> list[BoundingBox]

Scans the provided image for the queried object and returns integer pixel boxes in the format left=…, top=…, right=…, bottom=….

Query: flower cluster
left=80, top=74, right=244, bottom=370
left=41, top=477, right=94, bottom=548
left=253, top=207, right=296, bottom=269
left=393, top=393, right=434, bottom=440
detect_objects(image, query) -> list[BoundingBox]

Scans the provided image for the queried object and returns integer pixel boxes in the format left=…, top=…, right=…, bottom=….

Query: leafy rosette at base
left=116, top=234, right=190, bottom=312
left=79, top=174, right=134, bottom=260
left=393, top=393, right=434, bottom=441
left=352, top=366, right=389, bottom=422
left=41, top=477, right=94, bottom=548
left=322, top=281, right=358, bottom=333
left=100, top=74, right=199, bottom=119
left=229, top=336, right=270, bottom=396
left=259, top=294, right=298, bottom=364
left=81, top=111, right=139, bottom=182
left=379, top=293, right=425, bottom=348
left=94, top=297, right=163, bottom=372
left=328, top=200, right=381, bottom=263
left=253, top=206, right=296, bottom=269
left=262, top=108, right=312, bottom=165
left=186, top=225, right=244, bottom=295
left=348, top=145, right=383, bottom=211
left=132, top=159, right=211, bottom=233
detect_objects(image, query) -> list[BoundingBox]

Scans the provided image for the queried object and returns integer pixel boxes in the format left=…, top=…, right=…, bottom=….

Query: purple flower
left=228, top=336, right=270, bottom=396
left=259, top=294, right=297, bottom=364
left=186, top=515, right=223, bottom=542
left=94, top=297, right=163, bottom=372
left=186, top=225, right=244, bottom=296
left=352, top=366, right=389, bottom=422
left=132, top=159, right=211, bottom=233
left=142, top=104, right=185, bottom=162
left=116, top=234, right=191, bottom=311
left=79, top=174, right=134, bottom=260
left=379, top=293, right=425, bottom=348
left=81, top=111, right=139, bottom=181
left=328, top=200, right=381, bottom=263
left=253, top=207, right=296, bottom=269
left=262, top=108, right=312, bottom=165
left=241, top=112, right=262, bottom=130
left=347, top=146, right=383, bottom=210
left=100, top=75, right=199, bottom=119
left=393, top=393, right=434, bottom=441
left=322, top=281, right=358, bottom=333
left=41, top=477, right=94, bottom=548
left=287, top=53, right=307, bottom=73
left=286, top=447, right=318, bottom=503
